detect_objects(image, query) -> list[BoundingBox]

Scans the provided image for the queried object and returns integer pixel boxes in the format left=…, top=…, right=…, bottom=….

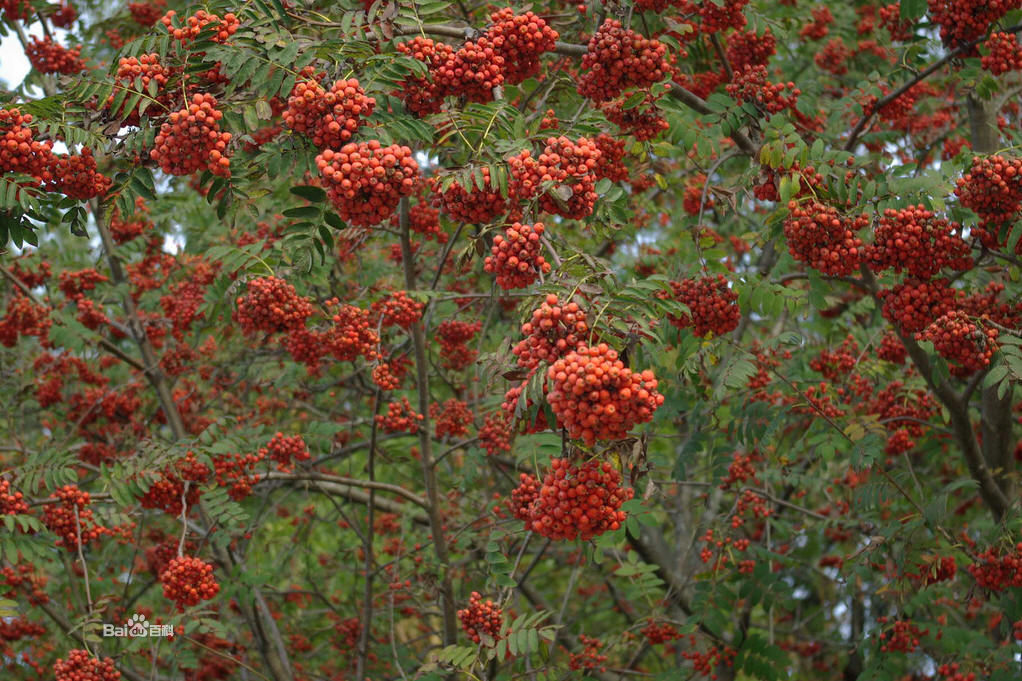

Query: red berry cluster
left=109, top=54, right=173, bottom=124
left=982, top=32, right=1022, bottom=74
left=484, top=222, right=551, bottom=290
left=0, top=109, right=54, bottom=187
left=42, top=485, right=106, bottom=551
left=798, top=8, right=834, bottom=40
left=458, top=592, right=503, bottom=644
left=437, top=320, right=482, bottom=370
left=25, top=37, right=85, bottom=75
left=578, top=20, right=669, bottom=103
left=664, top=275, right=740, bottom=338
left=546, top=343, right=664, bottom=444
left=0, top=478, right=29, bottom=516
left=908, top=555, right=957, bottom=586
left=726, top=29, right=777, bottom=71
left=486, top=8, right=559, bottom=84
left=569, top=634, right=609, bottom=672
left=395, top=37, right=455, bottom=116
left=878, top=3, right=914, bottom=41
left=697, top=0, right=750, bottom=33
left=916, top=310, right=999, bottom=376
left=235, top=277, right=313, bottom=335
left=876, top=617, right=927, bottom=653
left=877, top=332, right=907, bottom=364
left=431, top=399, right=472, bottom=440
left=868, top=205, right=972, bottom=278
left=49, top=148, right=111, bottom=200
left=513, top=295, right=589, bottom=370
left=642, top=619, right=683, bottom=644
left=0, top=0, right=31, bottom=21
left=593, top=133, right=628, bottom=182
left=968, top=543, right=1022, bottom=590
left=284, top=78, right=375, bottom=150
left=260, top=433, right=310, bottom=472
left=726, top=64, right=801, bottom=115
left=54, top=650, right=121, bottom=681
left=371, top=356, right=410, bottom=390
left=927, top=0, right=1022, bottom=50
left=325, top=301, right=381, bottom=362
left=937, top=663, right=977, bottom=681
left=160, top=555, right=220, bottom=609
left=151, top=93, right=231, bottom=177
left=431, top=37, right=505, bottom=104
left=515, top=458, right=633, bottom=541
left=431, top=168, right=508, bottom=224
left=602, top=93, right=670, bottom=141
left=502, top=375, right=550, bottom=433
left=510, top=136, right=601, bottom=219
left=404, top=200, right=446, bottom=242
left=782, top=201, right=867, bottom=276
left=375, top=397, right=423, bottom=434
left=315, top=141, right=419, bottom=227
left=954, top=155, right=1022, bottom=235
left=372, top=290, right=423, bottom=329
left=129, top=0, right=165, bottom=26
left=160, top=9, right=239, bottom=45
left=814, top=38, right=852, bottom=75
left=879, top=278, right=959, bottom=333
left=477, top=411, right=511, bottom=455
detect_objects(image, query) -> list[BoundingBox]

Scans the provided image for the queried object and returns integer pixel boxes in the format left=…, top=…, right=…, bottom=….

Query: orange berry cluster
left=569, top=634, right=609, bottom=672
left=403, top=200, right=446, bottom=242
left=431, top=168, right=508, bottom=224
left=325, top=302, right=380, bottom=362
left=477, top=411, right=511, bottom=455
left=315, top=141, right=419, bottom=227
left=431, top=399, right=473, bottom=440
left=502, top=375, right=550, bottom=433
left=458, top=592, right=503, bottom=644
left=395, top=37, right=455, bottom=116
left=0, top=109, right=54, bottom=186
left=260, top=433, right=310, bottom=472
left=49, top=148, right=111, bottom=200
left=602, top=94, right=670, bottom=141
left=593, top=133, right=628, bottom=182
left=151, top=93, right=231, bottom=176
left=284, top=78, right=375, bottom=150
left=486, top=8, right=559, bottom=84
left=235, top=276, right=313, bottom=335
left=664, top=275, right=740, bottom=337
left=969, top=544, right=1022, bottom=590
left=432, top=37, right=506, bottom=103
left=513, top=295, right=588, bottom=369
left=876, top=617, right=926, bottom=653
left=982, top=32, right=1022, bottom=74
left=484, top=222, right=551, bottom=290
left=516, top=458, right=633, bottom=540
left=129, top=0, right=165, bottom=26
left=25, top=37, right=85, bottom=75
left=510, top=136, right=601, bottom=219
left=109, top=54, right=173, bottom=125
left=547, top=343, right=664, bottom=444
left=928, top=0, right=1021, bottom=50
left=375, top=397, right=423, bottom=434
left=725, top=29, right=776, bottom=71
left=54, top=650, right=121, bottom=681
left=0, top=478, right=29, bottom=517
left=160, top=9, right=239, bottom=45
left=879, top=278, right=959, bottom=333
left=372, top=290, right=423, bottom=329
left=437, top=319, right=482, bottom=370
left=782, top=201, right=867, bottom=276
left=917, top=310, right=998, bottom=376
left=371, top=358, right=407, bottom=390
left=868, top=205, right=972, bottom=278
left=726, top=64, right=800, bottom=115
left=42, top=485, right=107, bottom=551
left=578, top=19, right=669, bottom=103
left=954, top=155, right=1022, bottom=235
left=160, top=555, right=220, bottom=609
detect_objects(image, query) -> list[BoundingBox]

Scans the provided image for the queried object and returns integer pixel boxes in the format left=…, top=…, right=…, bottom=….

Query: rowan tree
left=1, top=1, right=1021, bottom=681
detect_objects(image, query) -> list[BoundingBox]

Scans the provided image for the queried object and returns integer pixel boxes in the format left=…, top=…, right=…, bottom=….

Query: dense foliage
left=1, top=0, right=1021, bottom=680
